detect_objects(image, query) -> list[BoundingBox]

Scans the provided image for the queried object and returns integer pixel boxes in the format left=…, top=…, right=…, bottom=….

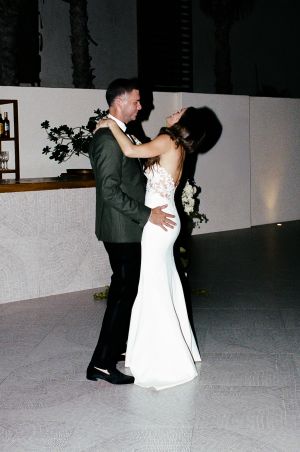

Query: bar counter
left=0, top=177, right=96, bottom=193
left=0, top=177, right=110, bottom=304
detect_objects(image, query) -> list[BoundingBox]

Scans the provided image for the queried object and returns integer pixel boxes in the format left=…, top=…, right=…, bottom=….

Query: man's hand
left=149, top=205, right=176, bottom=231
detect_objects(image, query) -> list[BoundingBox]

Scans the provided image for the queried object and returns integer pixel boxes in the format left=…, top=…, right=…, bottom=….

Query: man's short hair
left=106, top=78, right=140, bottom=107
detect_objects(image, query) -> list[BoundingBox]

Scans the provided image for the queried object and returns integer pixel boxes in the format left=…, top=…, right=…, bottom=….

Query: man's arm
left=92, top=130, right=150, bottom=226
left=92, top=130, right=176, bottom=230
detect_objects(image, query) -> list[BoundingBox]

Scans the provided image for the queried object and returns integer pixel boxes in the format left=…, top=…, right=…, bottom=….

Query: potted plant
left=41, top=108, right=107, bottom=178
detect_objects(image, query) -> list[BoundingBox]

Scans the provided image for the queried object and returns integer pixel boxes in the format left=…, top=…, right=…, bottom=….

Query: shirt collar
left=107, top=113, right=126, bottom=132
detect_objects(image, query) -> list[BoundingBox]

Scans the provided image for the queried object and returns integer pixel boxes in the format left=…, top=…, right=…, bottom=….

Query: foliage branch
left=41, top=108, right=107, bottom=163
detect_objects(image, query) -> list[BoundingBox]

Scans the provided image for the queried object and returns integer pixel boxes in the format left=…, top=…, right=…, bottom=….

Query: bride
left=98, top=107, right=204, bottom=390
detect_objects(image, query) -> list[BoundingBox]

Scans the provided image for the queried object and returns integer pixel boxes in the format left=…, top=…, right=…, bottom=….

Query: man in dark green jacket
left=87, top=78, right=175, bottom=384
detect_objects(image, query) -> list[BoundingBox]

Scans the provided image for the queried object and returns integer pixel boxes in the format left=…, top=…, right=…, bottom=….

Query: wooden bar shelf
left=0, top=99, right=20, bottom=180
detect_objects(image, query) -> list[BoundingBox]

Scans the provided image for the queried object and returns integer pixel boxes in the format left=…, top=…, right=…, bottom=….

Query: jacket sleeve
left=91, top=130, right=150, bottom=226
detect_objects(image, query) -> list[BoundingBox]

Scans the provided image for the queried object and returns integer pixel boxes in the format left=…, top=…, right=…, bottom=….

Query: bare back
left=157, top=135, right=185, bottom=186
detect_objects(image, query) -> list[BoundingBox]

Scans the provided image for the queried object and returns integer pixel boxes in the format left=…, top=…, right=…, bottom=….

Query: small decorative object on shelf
left=0, top=100, right=19, bottom=180
left=0, top=151, right=9, bottom=169
left=58, top=168, right=94, bottom=180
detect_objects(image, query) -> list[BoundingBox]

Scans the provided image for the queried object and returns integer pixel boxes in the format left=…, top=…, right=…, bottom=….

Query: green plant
left=41, top=108, right=107, bottom=163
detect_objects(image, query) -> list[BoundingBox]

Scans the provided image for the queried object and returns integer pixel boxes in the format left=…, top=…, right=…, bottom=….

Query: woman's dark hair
left=106, top=78, right=140, bottom=106
left=162, top=107, right=208, bottom=154
left=145, top=107, right=210, bottom=170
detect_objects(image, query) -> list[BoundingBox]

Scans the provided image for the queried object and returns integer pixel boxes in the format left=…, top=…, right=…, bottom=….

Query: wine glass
left=2, top=151, right=9, bottom=169
left=0, top=152, right=4, bottom=170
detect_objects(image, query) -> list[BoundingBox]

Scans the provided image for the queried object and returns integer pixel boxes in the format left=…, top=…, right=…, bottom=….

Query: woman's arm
left=98, top=118, right=171, bottom=159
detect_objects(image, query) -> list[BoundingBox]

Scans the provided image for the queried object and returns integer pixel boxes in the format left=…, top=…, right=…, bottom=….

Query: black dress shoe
left=86, top=366, right=134, bottom=385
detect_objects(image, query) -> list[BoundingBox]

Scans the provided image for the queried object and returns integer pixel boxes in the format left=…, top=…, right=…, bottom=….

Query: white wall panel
left=182, top=93, right=251, bottom=234
left=250, top=97, right=300, bottom=225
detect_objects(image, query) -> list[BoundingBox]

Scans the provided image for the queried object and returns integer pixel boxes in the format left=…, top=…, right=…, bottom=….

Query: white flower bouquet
left=181, top=179, right=208, bottom=228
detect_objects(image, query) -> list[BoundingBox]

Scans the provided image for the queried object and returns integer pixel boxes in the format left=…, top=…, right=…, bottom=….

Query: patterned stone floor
left=0, top=221, right=299, bottom=451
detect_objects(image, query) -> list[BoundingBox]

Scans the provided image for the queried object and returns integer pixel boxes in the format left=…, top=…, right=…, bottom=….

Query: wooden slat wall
left=137, top=0, right=193, bottom=91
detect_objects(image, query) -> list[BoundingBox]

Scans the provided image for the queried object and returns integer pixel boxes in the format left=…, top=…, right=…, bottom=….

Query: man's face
left=119, top=89, right=142, bottom=123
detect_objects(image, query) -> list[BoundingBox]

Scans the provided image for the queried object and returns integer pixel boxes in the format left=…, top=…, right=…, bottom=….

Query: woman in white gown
left=99, top=107, right=204, bottom=390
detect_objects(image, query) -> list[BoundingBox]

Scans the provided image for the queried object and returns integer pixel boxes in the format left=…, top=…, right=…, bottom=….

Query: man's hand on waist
left=149, top=205, right=176, bottom=231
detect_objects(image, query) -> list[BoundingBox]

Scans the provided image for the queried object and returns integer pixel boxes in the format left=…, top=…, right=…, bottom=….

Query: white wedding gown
left=125, top=163, right=201, bottom=390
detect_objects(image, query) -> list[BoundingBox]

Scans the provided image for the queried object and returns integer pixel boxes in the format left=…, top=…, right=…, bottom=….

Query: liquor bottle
left=0, top=113, right=4, bottom=138
left=3, top=112, right=10, bottom=138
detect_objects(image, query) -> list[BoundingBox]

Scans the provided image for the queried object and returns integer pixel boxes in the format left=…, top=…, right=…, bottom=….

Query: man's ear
left=115, top=95, right=125, bottom=108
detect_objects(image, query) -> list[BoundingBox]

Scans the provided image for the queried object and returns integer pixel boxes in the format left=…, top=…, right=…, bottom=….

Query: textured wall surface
left=0, top=188, right=111, bottom=304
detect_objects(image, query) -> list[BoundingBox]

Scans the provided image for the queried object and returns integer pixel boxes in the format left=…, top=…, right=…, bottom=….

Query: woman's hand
left=94, top=117, right=114, bottom=132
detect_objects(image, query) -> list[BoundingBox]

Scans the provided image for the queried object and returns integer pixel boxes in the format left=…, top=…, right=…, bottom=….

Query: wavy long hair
left=145, top=107, right=207, bottom=171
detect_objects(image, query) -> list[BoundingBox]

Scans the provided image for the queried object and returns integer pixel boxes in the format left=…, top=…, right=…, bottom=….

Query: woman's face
left=166, top=108, right=187, bottom=127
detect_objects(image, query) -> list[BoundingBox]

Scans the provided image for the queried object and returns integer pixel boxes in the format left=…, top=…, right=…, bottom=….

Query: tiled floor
left=0, top=221, right=299, bottom=451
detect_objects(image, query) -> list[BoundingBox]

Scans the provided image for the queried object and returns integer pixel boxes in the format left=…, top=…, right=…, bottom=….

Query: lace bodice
left=145, top=164, right=176, bottom=200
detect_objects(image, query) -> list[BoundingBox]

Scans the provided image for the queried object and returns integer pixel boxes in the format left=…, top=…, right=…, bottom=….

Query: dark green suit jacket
left=89, top=128, right=150, bottom=243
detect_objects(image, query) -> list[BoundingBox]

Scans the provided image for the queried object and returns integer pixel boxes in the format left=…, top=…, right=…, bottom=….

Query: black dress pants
left=89, top=242, right=141, bottom=369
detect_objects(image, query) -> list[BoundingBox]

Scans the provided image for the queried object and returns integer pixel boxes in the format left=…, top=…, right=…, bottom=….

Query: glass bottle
left=3, top=112, right=10, bottom=138
left=0, top=112, right=4, bottom=138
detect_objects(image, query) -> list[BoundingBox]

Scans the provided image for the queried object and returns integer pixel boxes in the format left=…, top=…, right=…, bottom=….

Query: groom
left=87, top=78, right=175, bottom=384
